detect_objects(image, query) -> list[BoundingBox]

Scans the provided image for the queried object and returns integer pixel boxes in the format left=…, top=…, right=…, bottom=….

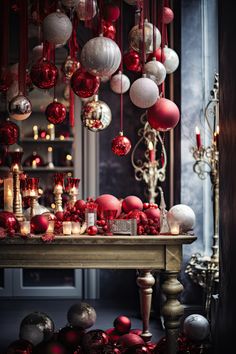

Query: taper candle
left=148, top=141, right=155, bottom=162
left=195, top=126, right=202, bottom=149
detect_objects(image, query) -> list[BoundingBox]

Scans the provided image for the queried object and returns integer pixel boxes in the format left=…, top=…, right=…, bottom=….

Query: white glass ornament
left=61, top=0, right=80, bottom=8
left=81, top=36, right=121, bottom=77
left=167, top=204, right=195, bottom=233
left=110, top=71, right=130, bottom=94
left=76, top=0, right=97, bottom=21
left=42, top=10, right=73, bottom=45
left=163, top=46, right=179, bottom=74
left=144, top=59, right=166, bottom=85
left=128, top=19, right=161, bottom=54
left=129, top=76, right=159, bottom=109
left=183, top=314, right=210, bottom=342
left=8, top=94, right=32, bottom=121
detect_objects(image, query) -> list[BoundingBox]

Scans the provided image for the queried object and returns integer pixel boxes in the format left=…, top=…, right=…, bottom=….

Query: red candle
left=148, top=141, right=155, bottom=162
left=195, top=126, right=201, bottom=149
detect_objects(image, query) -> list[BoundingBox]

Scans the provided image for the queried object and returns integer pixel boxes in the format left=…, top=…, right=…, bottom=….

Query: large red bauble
left=58, top=326, right=84, bottom=350
left=75, top=199, right=86, bottom=212
left=95, top=194, right=122, bottom=218
left=112, top=134, right=132, bottom=156
left=55, top=211, right=64, bottom=221
left=114, top=315, right=131, bottom=334
left=71, top=69, right=100, bottom=98
left=144, top=207, right=160, bottom=221
left=105, top=328, right=120, bottom=343
left=6, top=339, right=33, bottom=354
left=117, top=333, right=145, bottom=349
left=104, top=4, right=120, bottom=22
left=147, top=48, right=166, bottom=63
left=0, top=211, right=19, bottom=232
left=126, top=210, right=147, bottom=224
left=123, top=50, right=141, bottom=72
left=163, top=7, right=174, bottom=24
left=82, top=329, right=110, bottom=352
left=147, top=98, right=180, bottom=132
left=102, top=19, right=116, bottom=40
left=0, top=120, right=19, bottom=145
left=30, top=59, right=58, bottom=89
left=45, top=100, right=67, bottom=124
left=31, top=214, right=49, bottom=234
left=122, top=196, right=143, bottom=214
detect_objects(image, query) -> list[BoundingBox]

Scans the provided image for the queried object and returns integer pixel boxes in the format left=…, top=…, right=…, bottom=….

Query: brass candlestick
left=9, top=150, right=24, bottom=222
left=53, top=173, right=65, bottom=212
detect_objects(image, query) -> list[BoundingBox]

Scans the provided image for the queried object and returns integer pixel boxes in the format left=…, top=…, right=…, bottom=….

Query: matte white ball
left=183, top=314, right=210, bottom=342
left=81, top=36, right=121, bottom=77
left=61, top=0, right=80, bottom=8
left=168, top=204, right=195, bottom=232
left=128, top=20, right=161, bottom=54
left=144, top=59, right=166, bottom=85
left=110, top=71, right=130, bottom=94
left=76, top=0, right=97, bottom=21
left=163, top=46, right=179, bottom=74
left=129, top=77, right=159, bottom=109
left=42, top=10, right=73, bottom=45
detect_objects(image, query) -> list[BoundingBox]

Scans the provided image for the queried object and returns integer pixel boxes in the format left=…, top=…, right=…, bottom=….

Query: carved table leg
left=136, top=270, right=155, bottom=342
left=161, top=271, right=184, bottom=354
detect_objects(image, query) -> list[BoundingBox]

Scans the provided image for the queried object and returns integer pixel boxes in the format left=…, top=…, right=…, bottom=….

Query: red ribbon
left=19, top=0, right=28, bottom=95
left=0, top=0, right=10, bottom=76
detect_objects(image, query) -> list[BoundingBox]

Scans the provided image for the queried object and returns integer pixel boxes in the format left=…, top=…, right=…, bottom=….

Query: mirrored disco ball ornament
left=163, top=46, right=179, bottom=74
left=129, top=76, right=159, bottom=109
left=76, top=0, right=97, bottom=21
left=110, top=71, right=130, bottom=94
left=144, top=59, right=166, bottom=86
left=183, top=314, right=210, bottom=342
left=8, top=94, right=32, bottom=120
left=167, top=204, right=196, bottom=232
left=111, top=133, right=132, bottom=156
left=128, top=19, right=161, bottom=54
left=67, top=302, right=97, bottom=329
left=81, top=35, right=121, bottom=77
left=81, top=95, right=112, bottom=132
left=19, top=311, right=55, bottom=343
left=42, top=10, right=73, bottom=45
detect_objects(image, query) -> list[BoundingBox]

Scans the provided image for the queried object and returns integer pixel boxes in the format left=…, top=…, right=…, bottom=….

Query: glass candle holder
left=72, top=221, right=81, bottom=234
left=47, top=220, right=55, bottom=234
left=20, top=221, right=31, bottom=236
left=168, top=215, right=180, bottom=235
left=63, top=221, right=72, bottom=235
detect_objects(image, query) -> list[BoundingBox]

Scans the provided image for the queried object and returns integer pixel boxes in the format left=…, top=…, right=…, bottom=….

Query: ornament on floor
left=19, top=325, right=44, bottom=346
left=117, top=333, right=145, bottom=349
left=95, top=194, right=122, bottom=218
left=144, top=59, right=166, bottom=86
left=58, top=326, right=84, bottom=351
left=8, top=94, right=32, bottom=121
left=62, top=56, right=80, bottom=81
left=163, top=7, right=174, bottom=24
left=30, top=214, right=49, bottom=234
left=80, top=36, right=121, bottom=77
left=81, top=95, right=112, bottom=132
left=82, top=329, right=110, bottom=352
left=113, top=316, right=131, bottom=335
left=0, top=119, right=19, bottom=145
left=32, top=341, right=68, bottom=354
left=129, top=76, right=159, bottom=109
left=167, top=204, right=195, bottom=233
left=20, top=312, right=55, bottom=343
left=6, top=339, right=33, bottom=354
left=122, top=196, right=143, bottom=214
left=128, top=20, right=161, bottom=54
left=112, top=133, right=132, bottom=156
left=163, top=46, right=179, bottom=74
left=104, top=3, right=120, bottom=22
left=101, top=19, right=116, bottom=40
left=45, top=99, right=67, bottom=124
left=123, top=50, right=141, bottom=72
left=42, top=10, right=73, bottom=45
left=76, top=0, right=97, bottom=21
left=30, top=59, right=58, bottom=89
left=71, top=69, right=100, bottom=98
left=183, top=314, right=210, bottom=343
left=110, top=71, right=130, bottom=94
left=67, top=302, right=97, bottom=329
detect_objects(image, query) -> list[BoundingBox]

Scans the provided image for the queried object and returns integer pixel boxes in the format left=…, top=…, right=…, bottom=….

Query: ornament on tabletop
left=111, top=132, right=132, bottom=156
left=101, top=19, right=116, bottom=40
left=0, top=211, right=19, bottom=234
left=0, top=119, right=19, bottom=145
left=144, top=59, right=166, bottom=86
left=104, top=3, right=120, bottom=22
left=147, top=98, right=180, bottom=132
left=183, top=314, right=210, bottom=343
left=122, top=196, right=143, bottom=213
left=30, top=59, right=58, bottom=89
left=42, top=10, right=73, bottom=45
left=102, top=344, right=122, bottom=354
left=163, top=46, right=179, bottom=74
left=62, top=56, right=80, bottom=81
left=95, top=194, right=122, bottom=218
left=76, top=0, right=97, bottom=21
left=67, top=302, right=97, bottom=329
left=87, top=225, right=98, bottom=235
left=30, top=214, right=49, bottom=234
left=8, top=94, right=32, bottom=121
left=110, top=71, right=130, bottom=94
left=81, top=95, right=112, bottom=132
left=71, top=68, right=100, bottom=98
left=128, top=20, right=161, bottom=54
left=82, top=329, right=110, bottom=352
left=113, top=316, right=131, bottom=335
left=105, top=328, right=120, bottom=344
left=167, top=204, right=196, bottom=233
left=129, top=76, right=159, bottom=109
left=123, top=50, right=141, bottom=72
left=80, top=36, right=121, bottom=77
left=126, top=345, right=151, bottom=354
left=58, top=326, right=84, bottom=351
left=61, top=0, right=80, bottom=8
left=6, top=339, right=33, bottom=354
left=20, top=312, right=55, bottom=343
left=163, top=7, right=174, bottom=24
left=45, top=99, right=67, bottom=124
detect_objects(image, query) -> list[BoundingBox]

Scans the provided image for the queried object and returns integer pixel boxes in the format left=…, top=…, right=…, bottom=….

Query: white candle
left=72, top=221, right=81, bottom=234
left=47, top=147, right=54, bottom=168
left=33, top=125, right=38, bottom=140
left=20, top=221, right=31, bottom=236
left=170, top=224, right=180, bottom=235
left=4, top=176, right=13, bottom=212
left=47, top=124, right=55, bottom=140
left=63, top=221, right=72, bottom=235
left=47, top=220, right=55, bottom=234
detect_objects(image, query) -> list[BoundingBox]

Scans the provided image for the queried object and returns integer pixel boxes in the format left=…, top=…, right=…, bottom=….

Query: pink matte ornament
left=147, top=98, right=180, bottom=132
left=122, top=196, right=143, bottom=213
left=144, top=207, right=160, bottom=221
left=163, top=7, right=174, bottom=24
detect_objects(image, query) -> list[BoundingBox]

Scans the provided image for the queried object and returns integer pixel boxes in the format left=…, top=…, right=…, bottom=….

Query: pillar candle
left=63, top=221, right=72, bottom=235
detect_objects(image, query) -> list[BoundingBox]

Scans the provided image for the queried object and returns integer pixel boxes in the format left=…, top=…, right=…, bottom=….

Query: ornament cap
left=119, top=131, right=124, bottom=136
left=94, top=94, right=99, bottom=101
left=54, top=98, right=58, bottom=102
left=151, top=57, right=157, bottom=61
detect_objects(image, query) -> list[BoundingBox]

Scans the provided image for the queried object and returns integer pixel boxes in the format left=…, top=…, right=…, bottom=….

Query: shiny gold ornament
left=62, top=56, right=80, bottom=80
left=81, top=95, right=112, bottom=132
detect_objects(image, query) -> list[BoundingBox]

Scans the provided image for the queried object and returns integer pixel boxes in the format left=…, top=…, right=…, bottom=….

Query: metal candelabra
left=185, top=73, right=219, bottom=320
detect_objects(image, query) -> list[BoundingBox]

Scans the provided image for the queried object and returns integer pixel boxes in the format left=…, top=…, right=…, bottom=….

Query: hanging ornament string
left=152, top=0, right=157, bottom=54
left=159, top=0, right=166, bottom=97
left=139, top=0, right=145, bottom=75
left=19, top=0, right=28, bottom=96
left=119, top=0, right=123, bottom=133
left=0, top=0, right=10, bottom=87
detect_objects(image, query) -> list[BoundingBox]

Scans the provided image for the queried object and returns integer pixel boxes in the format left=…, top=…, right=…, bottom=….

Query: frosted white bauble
left=42, top=10, right=73, bottom=45
left=129, top=77, right=159, bottom=109
left=144, top=59, right=166, bottom=85
left=183, top=314, right=210, bottom=342
left=163, top=46, right=179, bottom=74
left=81, top=36, right=121, bottom=77
left=76, top=0, right=97, bottom=21
left=110, top=71, right=130, bottom=94
left=61, top=0, right=80, bottom=8
left=167, top=204, right=195, bottom=232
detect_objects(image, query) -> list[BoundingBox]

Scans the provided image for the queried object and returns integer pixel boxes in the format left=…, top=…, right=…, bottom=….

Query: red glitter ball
left=111, top=134, right=132, bottom=156
left=30, top=59, right=58, bottom=89
left=45, top=100, right=67, bottom=124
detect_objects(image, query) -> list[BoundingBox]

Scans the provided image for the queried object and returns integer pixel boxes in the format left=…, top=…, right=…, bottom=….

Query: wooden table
left=0, top=234, right=196, bottom=354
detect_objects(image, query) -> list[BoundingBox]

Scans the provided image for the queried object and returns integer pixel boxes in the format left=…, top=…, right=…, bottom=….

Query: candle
left=195, top=126, right=202, bottom=149
left=170, top=223, right=180, bottom=235
left=20, top=221, right=31, bottom=236
left=47, top=124, right=55, bottom=140
left=33, top=125, right=38, bottom=140
left=32, top=160, right=37, bottom=169
left=214, top=125, right=219, bottom=150
left=4, top=176, right=13, bottom=212
left=47, top=220, right=55, bottom=234
left=148, top=141, right=155, bottom=162
left=47, top=147, right=54, bottom=168
left=72, top=221, right=81, bottom=234
left=63, top=221, right=72, bottom=235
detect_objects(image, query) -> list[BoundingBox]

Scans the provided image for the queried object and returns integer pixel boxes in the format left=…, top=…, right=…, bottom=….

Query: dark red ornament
left=112, top=134, right=132, bottom=156
left=71, top=69, right=100, bottom=98
left=103, top=344, right=122, bottom=354
left=58, top=326, right=84, bottom=351
left=126, top=210, right=148, bottom=224
left=103, top=4, right=120, bottom=22
left=30, top=59, right=58, bottom=89
left=75, top=199, right=86, bottom=213
left=147, top=98, right=180, bottom=132
left=87, top=225, right=98, bottom=235
left=0, top=211, right=19, bottom=233
left=31, top=214, right=49, bottom=234
left=147, top=48, right=166, bottom=63
left=123, top=50, right=141, bottom=72
left=32, top=341, right=68, bottom=354
left=45, top=99, right=67, bottom=124
left=105, top=328, right=120, bottom=344
left=0, top=120, right=19, bottom=145
left=82, top=330, right=110, bottom=352
left=113, top=316, right=131, bottom=335
left=23, top=152, right=45, bottom=167
left=6, top=339, right=33, bottom=354
left=117, top=333, right=145, bottom=350
left=102, top=19, right=116, bottom=40
left=126, top=345, right=151, bottom=354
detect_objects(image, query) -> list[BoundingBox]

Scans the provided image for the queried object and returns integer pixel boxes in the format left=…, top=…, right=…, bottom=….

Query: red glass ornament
left=75, top=199, right=86, bottom=212
left=87, top=225, right=98, bottom=235
left=32, top=341, right=68, bottom=354
left=58, top=326, right=84, bottom=351
left=144, top=207, right=160, bottom=221
left=103, top=4, right=120, bottom=22
left=147, top=98, right=180, bottom=132
left=71, top=69, right=100, bottom=98
left=0, top=120, right=19, bottom=145
left=95, top=194, right=122, bottom=218
left=105, top=328, right=121, bottom=344
left=30, top=59, right=58, bottom=89
left=126, top=210, right=148, bottom=224
left=147, top=48, right=166, bottom=63
left=111, top=134, right=132, bottom=156
left=122, top=196, right=143, bottom=214
left=82, top=329, right=110, bottom=352
left=117, top=333, right=145, bottom=349
left=31, top=214, right=49, bottom=234
left=123, top=50, right=141, bottom=72
left=102, top=19, right=116, bottom=40
left=45, top=99, right=67, bottom=124
left=114, top=316, right=131, bottom=334
left=6, top=339, right=33, bottom=354
left=163, top=7, right=174, bottom=24
left=103, top=344, right=122, bottom=354
left=0, top=211, right=19, bottom=232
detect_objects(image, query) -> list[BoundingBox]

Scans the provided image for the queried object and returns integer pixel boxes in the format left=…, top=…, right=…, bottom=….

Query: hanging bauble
left=31, top=214, right=49, bottom=234
left=128, top=20, right=161, bottom=54
left=129, top=77, right=159, bottom=109
left=45, top=99, right=67, bottom=124
left=163, top=7, right=174, bottom=24
left=81, top=35, right=121, bottom=77
left=110, top=71, right=130, bottom=94
left=104, top=4, right=120, bottom=22
left=144, top=59, right=166, bottom=86
left=111, top=132, right=132, bottom=156
left=58, top=326, right=84, bottom=351
left=42, top=10, right=73, bottom=45
left=167, top=204, right=196, bottom=232
left=0, top=70, right=12, bottom=93
left=183, top=314, right=210, bottom=342
left=147, top=48, right=166, bottom=63
left=163, top=46, right=179, bottom=74
left=113, top=316, right=131, bottom=334
left=100, top=75, right=111, bottom=83
left=30, top=59, right=58, bottom=89
left=67, top=302, right=97, bottom=329
left=0, top=211, right=19, bottom=233
left=117, top=333, right=145, bottom=349
left=122, top=196, right=143, bottom=214
left=102, top=19, right=116, bottom=40
left=6, top=339, right=33, bottom=354
left=71, top=69, right=100, bottom=98
left=61, top=0, right=80, bottom=8
left=95, top=194, right=122, bottom=218
left=123, top=50, right=141, bottom=72
left=81, top=95, right=112, bottom=132
left=20, top=312, right=54, bottom=343
left=62, top=56, right=80, bottom=80
left=19, top=324, right=44, bottom=346
left=0, top=119, right=19, bottom=145
left=147, top=98, right=180, bottom=131
left=8, top=94, right=32, bottom=121
left=76, top=0, right=97, bottom=21
left=82, top=330, right=110, bottom=352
